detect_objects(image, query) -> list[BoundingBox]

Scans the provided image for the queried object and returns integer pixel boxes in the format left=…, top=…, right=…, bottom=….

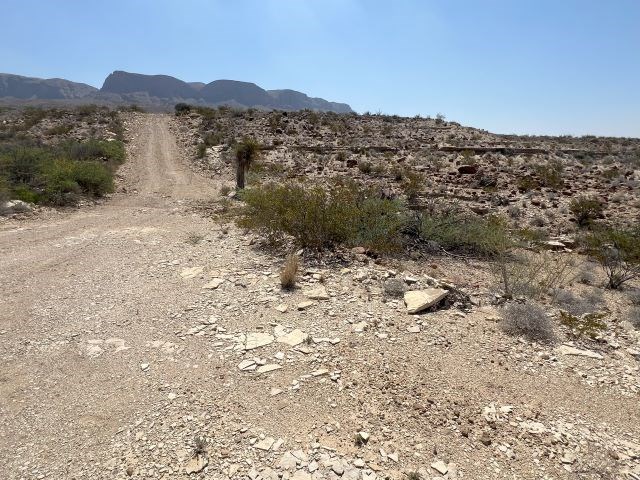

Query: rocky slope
left=0, top=73, right=97, bottom=99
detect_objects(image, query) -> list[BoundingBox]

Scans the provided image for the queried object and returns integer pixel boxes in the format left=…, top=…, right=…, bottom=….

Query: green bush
left=65, top=139, right=125, bottom=164
left=417, top=210, right=511, bottom=257
left=175, top=103, right=192, bottom=115
left=570, top=196, right=604, bottom=227
left=0, top=138, right=122, bottom=206
left=239, top=180, right=407, bottom=252
left=534, top=160, right=563, bottom=189
left=0, top=175, right=10, bottom=202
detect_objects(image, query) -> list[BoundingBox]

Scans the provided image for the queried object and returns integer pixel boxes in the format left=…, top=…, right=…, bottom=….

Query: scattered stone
left=297, top=301, right=316, bottom=311
left=277, top=329, right=307, bottom=347
left=303, top=286, right=330, bottom=300
left=185, top=455, right=208, bottom=474
left=407, top=325, right=421, bottom=333
left=431, top=460, right=448, bottom=475
left=245, top=332, right=275, bottom=350
left=257, top=364, right=282, bottom=374
left=140, top=363, right=149, bottom=371
left=274, top=303, right=288, bottom=313
left=202, top=278, right=224, bottom=289
left=238, top=359, right=256, bottom=371
left=353, top=321, right=368, bottom=333
left=254, top=437, right=275, bottom=451
left=557, top=345, right=604, bottom=360
left=404, top=288, right=449, bottom=314
left=180, top=266, right=204, bottom=279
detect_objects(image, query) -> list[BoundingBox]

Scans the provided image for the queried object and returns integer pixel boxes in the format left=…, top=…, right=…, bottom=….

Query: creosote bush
left=570, top=196, right=604, bottom=227
left=418, top=210, right=511, bottom=257
left=239, top=180, right=407, bottom=252
left=0, top=139, right=124, bottom=205
left=584, top=226, right=640, bottom=289
left=500, top=302, right=555, bottom=343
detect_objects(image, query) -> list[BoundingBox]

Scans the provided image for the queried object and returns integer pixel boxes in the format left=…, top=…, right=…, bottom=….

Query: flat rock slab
left=557, top=345, right=603, bottom=360
left=185, top=455, right=208, bottom=474
left=180, top=266, right=204, bottom=279
left=202, top=278, right=224, bottom=289
left=277, top=329, right=307, bottom=347
left=297, top=301, right=316, bottom=310
left=244, top=332, right=275, bottom=350
left=404, top=288, right=449, bottom=314
left=303, top=286, right=330, bottom=300
left=256, top=364, right=282, bottom=374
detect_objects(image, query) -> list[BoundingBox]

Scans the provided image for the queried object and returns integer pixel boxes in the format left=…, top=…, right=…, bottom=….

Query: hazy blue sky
left=2, top=0, right=639, bottom=137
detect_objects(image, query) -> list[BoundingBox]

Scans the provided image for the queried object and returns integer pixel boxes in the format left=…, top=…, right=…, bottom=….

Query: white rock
left=407, top=325, right=421, bottom=333
left=297, top=301, right=316, bottom=310
left=185, top=455, right=208, bottom=474
left=257, top=364, right=282, bottom=374
left=557, top=345, right=603, bottom=360
left=303, top=286, right=330, bottom=300
left=274, top=303, right=288, bottom=313
left=277, top=329, right=307, bottom=347
left=278, top=452, right=298, bottom=471
left=353, top=321, right=368, bottom=333
left=254, top=437, right=275, bottom=451
left=202, top=278, right=224, bottom=289
left=180, top=266, right=204, bottom=279
left=238, top=359, right=256, bottom=370
left=245, top=332, right=275, bottom=350
left=0, top=200, right=33, bottom=215
left=86, top=344, right=104, bottom=358
left=431, top=460, right=448, bottom=475
left=404, top=288, right=449, bottom=314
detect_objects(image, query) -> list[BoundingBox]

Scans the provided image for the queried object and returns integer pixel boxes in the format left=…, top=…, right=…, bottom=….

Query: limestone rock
left=303, top=286, right=330, bottom=300
left=404, top=288, right=449, bottom=314
left=557, top=345, right=603, bottom=360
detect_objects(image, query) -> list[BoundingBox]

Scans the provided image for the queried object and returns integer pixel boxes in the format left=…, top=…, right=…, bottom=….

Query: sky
left=2, top=0, right=639, bottom=137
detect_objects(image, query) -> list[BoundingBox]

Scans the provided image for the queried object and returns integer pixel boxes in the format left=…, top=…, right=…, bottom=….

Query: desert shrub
left=75, top=104, right=100, bottom=117
left=496, top=250, right=577, bottom=299
left=358, top=160, right=372, bottom=174
left=12, top=184, right=40, bottom=203
left=628, top=290, right=640, bottom=306
left=534, top=160, right=563, bottom=189
left=280, top=254, right=299, bottom=290
left=553, top=288, right=604, bottom=316
left=569, top=196, right=604, bottom=227
left=500, top=302, right=555, bottom=343
left=418, top=211, right=510, bottom=257
left=238, top=180, right=407, bottom=252
left=401, top=171, right=423, bottom=201
left=559, top=311, right=607, bottom=338
left=0, top=175, right=10, bottom=201
left=45, top=124, right=73, bottom=136
left=42, top=158, right=114, bottom=204
left=196, top=143, right=207, bottom=158
left=584, top=226, right=640, bottom=289
left=175, top=103, right=192, bottom=116
left=65, top=139, right=125, bottom=164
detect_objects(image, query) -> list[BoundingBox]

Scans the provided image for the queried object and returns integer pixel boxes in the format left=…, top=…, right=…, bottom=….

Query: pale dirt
left=0, top=114, right=638, bottom=480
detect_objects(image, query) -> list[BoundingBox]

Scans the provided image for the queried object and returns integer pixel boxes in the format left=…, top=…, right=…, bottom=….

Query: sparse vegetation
left=234, top=138, right=260, bottom=189
left=239, top=180, right=407, bottom=252
left=500, top=302, right=555, bottom=343
left=280, top=254, right=299, bottom=290
left=584, top=226, right=640, bottom=289
left=417, top=210, right=511, bottom=257
left=0, top=138, right=125, bottom=205
left=559, top=311, right=607, bottom=338
left=570, top=196, right=604, bottom=227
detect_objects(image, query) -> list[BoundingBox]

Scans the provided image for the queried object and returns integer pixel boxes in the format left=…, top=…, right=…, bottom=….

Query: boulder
left=404, top=288, right=449, bottom=314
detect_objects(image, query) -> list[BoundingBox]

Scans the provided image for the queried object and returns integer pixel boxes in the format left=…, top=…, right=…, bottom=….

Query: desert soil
left=1, top=114, right=639, bottom=480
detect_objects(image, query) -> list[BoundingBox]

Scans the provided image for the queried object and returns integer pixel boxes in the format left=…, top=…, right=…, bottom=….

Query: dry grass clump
left=500, top=302, right=555, bottom=343
left=553, top=287, right=604, bottom=316
left=280, top=254, right=299, bottom=290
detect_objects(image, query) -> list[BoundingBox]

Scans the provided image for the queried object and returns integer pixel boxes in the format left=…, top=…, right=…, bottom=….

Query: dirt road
left=1, top=114, right=638, bottom=480
left=0, top=114, right=222, bottom=478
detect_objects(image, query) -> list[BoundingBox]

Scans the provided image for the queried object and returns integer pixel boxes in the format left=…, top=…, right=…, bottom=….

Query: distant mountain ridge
left=0, top=71, right=353, bottom=113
